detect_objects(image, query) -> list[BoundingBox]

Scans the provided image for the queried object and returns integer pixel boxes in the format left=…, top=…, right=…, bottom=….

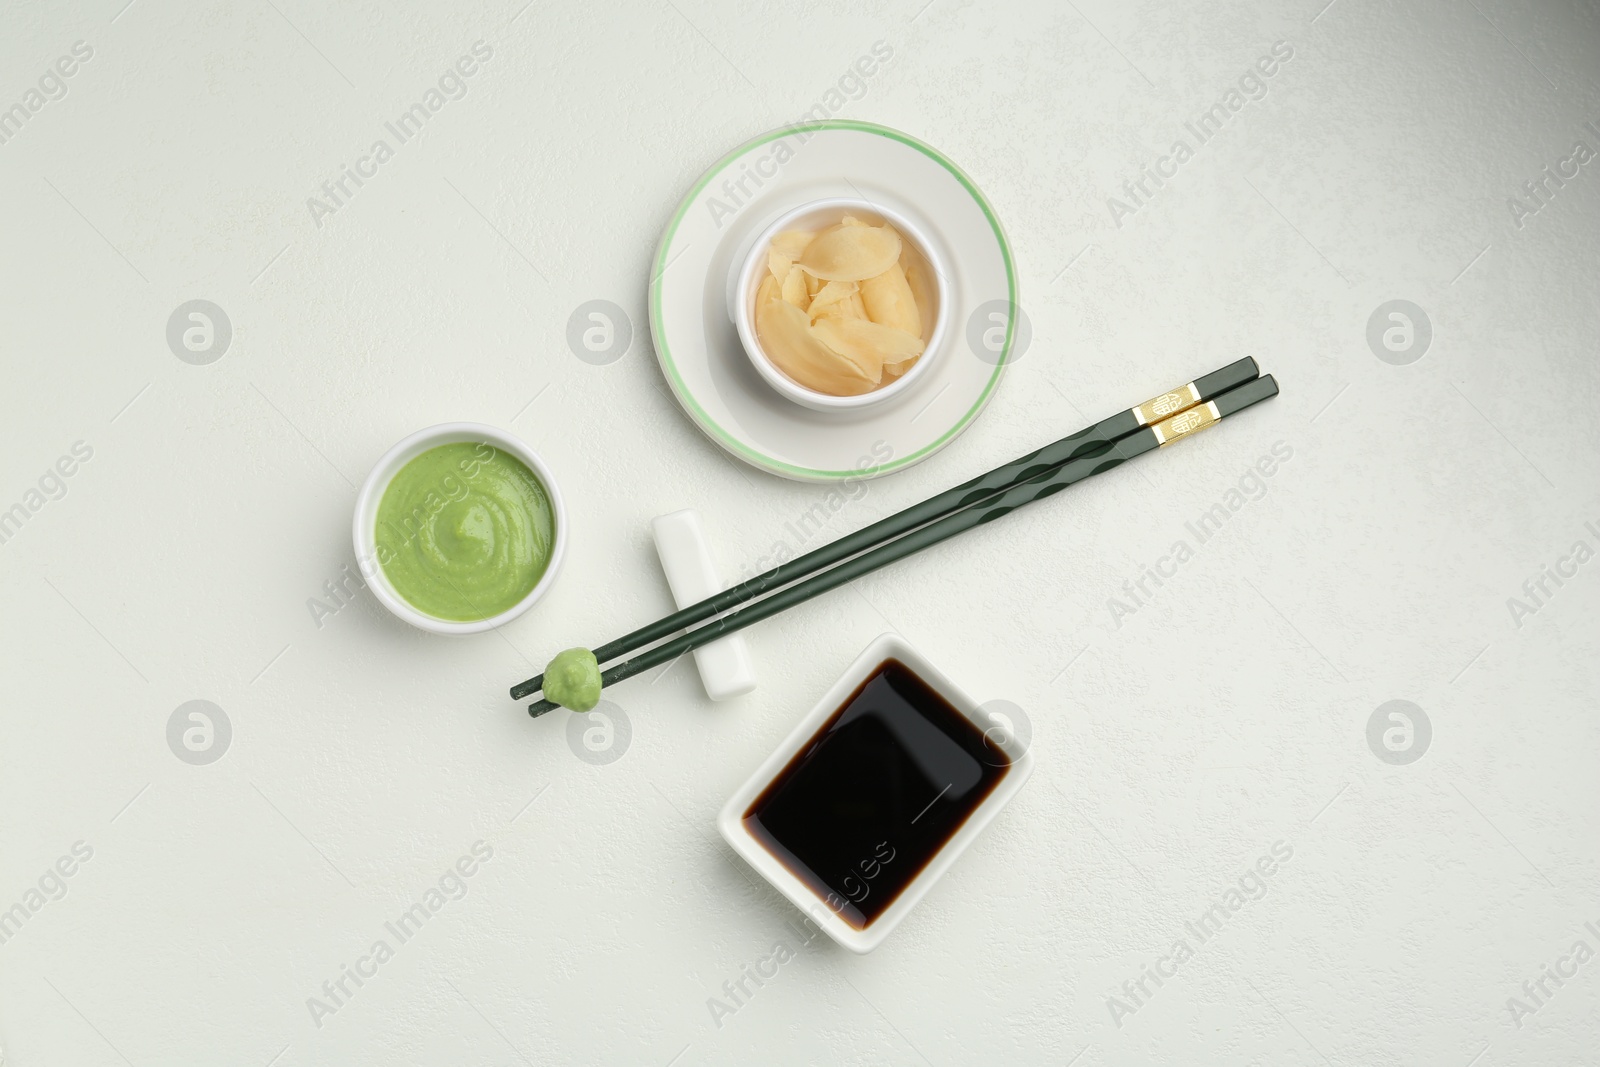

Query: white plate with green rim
left=649, top=121, right=1018, bottom=483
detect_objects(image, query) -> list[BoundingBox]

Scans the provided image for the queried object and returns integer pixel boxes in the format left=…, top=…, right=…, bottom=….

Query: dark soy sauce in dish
left=743, top=659, right=1011, bottom=929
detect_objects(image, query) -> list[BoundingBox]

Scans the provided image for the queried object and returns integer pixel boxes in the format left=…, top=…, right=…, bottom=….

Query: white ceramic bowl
left=352, top=422, right=567, bottom=635
left=718, top=632, right=1034, bottom=953
left=733, top=197, right=951, bottom=413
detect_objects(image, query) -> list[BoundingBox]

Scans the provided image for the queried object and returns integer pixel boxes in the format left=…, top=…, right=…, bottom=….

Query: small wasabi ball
left=543, top=647, right=602, bottom=711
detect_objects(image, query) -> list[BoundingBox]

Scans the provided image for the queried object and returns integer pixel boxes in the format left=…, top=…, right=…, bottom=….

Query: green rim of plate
left=648, top=119, right=1017, bottom=480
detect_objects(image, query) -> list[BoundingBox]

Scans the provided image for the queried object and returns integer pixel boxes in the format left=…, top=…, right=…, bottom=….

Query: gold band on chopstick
left=1131, top=382, right=1202, bottom=426
left=1151, top=401, right=1221, bottom=446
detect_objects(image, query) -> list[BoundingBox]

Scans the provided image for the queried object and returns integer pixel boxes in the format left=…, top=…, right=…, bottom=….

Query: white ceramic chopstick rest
left=650, top=509, right=758, bottom=701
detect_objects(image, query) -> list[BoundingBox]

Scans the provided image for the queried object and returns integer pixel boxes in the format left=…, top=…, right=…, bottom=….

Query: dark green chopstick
left=524, top=373, right=1278, bottom=716
left=509, top=357, right=1259, bottom=703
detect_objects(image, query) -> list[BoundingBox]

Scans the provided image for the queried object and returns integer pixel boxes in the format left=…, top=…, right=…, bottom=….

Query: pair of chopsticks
left=511, top=359, right=1278, bottom=716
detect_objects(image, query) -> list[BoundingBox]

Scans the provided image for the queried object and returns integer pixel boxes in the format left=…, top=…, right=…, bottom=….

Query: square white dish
left=717, top=632, right=1034, bottom=953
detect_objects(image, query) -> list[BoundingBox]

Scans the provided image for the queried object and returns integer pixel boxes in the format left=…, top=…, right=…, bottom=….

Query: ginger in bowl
left=738, top=200, right=945, bottom=411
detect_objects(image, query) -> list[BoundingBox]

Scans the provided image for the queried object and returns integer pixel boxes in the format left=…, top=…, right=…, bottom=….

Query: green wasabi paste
left=376, top=442, right=554, bottom=621
left=544, top=647, right=602, bottom=711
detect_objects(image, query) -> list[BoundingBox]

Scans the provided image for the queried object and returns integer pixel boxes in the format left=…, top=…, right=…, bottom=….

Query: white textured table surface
left=2, top=2, right=1598, bottom=1065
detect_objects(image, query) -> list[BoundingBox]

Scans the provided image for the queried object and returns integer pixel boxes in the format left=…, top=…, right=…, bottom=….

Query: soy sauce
left=743, top=659, right=1011, bottom=929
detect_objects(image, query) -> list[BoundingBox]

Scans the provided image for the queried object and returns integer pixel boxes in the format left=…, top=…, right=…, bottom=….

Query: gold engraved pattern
left=1152, top=401, right=1220, bottom=446
left=1133, top=382, right=1200, bottom=426
left=1152, top=392, right=1186, bottom=416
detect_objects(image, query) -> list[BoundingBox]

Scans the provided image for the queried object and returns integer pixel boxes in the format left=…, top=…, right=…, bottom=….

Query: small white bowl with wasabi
left=353, top=423, right=567, bottom=636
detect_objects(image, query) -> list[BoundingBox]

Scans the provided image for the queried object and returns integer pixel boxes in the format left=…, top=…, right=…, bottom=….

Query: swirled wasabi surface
left=376, top=442, right=554, bottom=621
